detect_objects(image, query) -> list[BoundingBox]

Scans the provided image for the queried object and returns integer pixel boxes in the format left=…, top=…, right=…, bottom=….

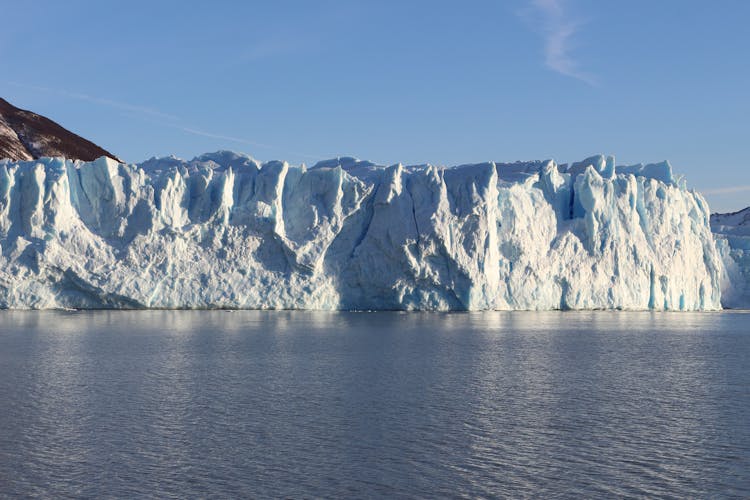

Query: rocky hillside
left=0, top=97, right=120, bottom=162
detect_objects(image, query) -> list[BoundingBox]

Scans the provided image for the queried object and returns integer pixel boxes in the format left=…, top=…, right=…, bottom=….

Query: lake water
left=0, top=311, right=748, bottom=497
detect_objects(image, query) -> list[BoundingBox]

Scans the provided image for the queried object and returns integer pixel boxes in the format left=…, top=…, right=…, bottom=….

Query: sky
left=1, top=0, right=749, bottom=212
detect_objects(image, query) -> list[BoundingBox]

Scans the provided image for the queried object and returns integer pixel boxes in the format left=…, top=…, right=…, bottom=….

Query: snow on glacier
left=0, top=151, right=725, bottom=310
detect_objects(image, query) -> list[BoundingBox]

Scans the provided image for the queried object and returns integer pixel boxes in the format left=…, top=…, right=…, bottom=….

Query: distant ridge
left=711, top=206, right=750, bottom=234
left=0, top=97, right=120, bottom=162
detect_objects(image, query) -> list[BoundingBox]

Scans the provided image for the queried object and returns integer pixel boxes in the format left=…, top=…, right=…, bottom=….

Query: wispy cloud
left=7, top=81, right=180, bottom=121
left=180, top=127, right=323, bottom=161
left=5, top=81, right=325, bottom=162
left=181, top=127, right=274, bottom=149
left=703, top=185, right=750, bottom=195
left=524, top=0, right=596, bottom=85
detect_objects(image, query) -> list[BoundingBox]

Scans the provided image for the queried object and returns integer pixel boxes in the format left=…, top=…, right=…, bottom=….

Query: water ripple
left=0, top=311, right=748, bottom=497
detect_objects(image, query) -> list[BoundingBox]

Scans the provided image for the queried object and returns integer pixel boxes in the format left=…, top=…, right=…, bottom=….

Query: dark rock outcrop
left=0, top=97, right=120, bottom=162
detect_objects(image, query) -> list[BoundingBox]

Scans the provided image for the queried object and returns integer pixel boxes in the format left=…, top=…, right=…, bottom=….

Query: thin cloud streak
left=180, top=128, right=324, bottom=161
left=7, top=81, right=180, bottom=121
left=179, top=127, right=324, bottom=161
left=703, top=185, right=750, bottom=195
left=527, top=0, right=596, bottom=85
left=5, top=81, right=325, bottom=162
left=181, top=127, right=274, bottom=149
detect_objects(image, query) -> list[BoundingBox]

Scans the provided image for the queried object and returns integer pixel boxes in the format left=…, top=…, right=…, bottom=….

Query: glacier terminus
left=0, top=151, right=746, bottom=310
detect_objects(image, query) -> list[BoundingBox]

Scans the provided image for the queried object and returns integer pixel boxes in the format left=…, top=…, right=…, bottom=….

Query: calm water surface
left=0, top=311, right=748, bottom=498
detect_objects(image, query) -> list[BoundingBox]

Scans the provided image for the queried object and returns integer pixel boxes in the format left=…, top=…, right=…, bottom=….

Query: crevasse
left=0, top=151, right=730, bottom=310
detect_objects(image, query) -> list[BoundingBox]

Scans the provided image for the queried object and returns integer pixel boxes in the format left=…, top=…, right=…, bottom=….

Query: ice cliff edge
left=711, top=207, right=750, bottom=308
left=0, top=151, right=734, bottom=310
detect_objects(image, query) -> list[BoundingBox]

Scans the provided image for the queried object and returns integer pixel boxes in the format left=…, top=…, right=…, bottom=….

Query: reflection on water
left=0, top=311, right=749, bottom=497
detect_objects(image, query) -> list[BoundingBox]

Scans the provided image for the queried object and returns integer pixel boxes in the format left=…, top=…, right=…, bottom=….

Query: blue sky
left=2, top=0, right=748, bottom=211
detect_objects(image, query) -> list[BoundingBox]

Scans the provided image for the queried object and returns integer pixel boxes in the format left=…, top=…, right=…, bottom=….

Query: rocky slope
left=0, top=97, right=120, bottom=162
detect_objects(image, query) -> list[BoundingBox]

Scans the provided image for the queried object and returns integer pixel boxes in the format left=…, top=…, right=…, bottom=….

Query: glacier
left=711, top=207, right=750, bottom=308
left=0, top=151, right=733, bottom=310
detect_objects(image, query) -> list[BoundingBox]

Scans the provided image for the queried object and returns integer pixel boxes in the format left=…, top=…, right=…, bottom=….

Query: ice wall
left=0, top=152, right=725, bottom=310
left=711, top=208, right=750, bottom=308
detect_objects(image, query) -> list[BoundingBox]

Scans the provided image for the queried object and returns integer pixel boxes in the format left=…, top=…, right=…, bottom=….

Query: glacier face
left=711, top=207, right=750, bottom=308
left=0, top=151, right=725, bottom=310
